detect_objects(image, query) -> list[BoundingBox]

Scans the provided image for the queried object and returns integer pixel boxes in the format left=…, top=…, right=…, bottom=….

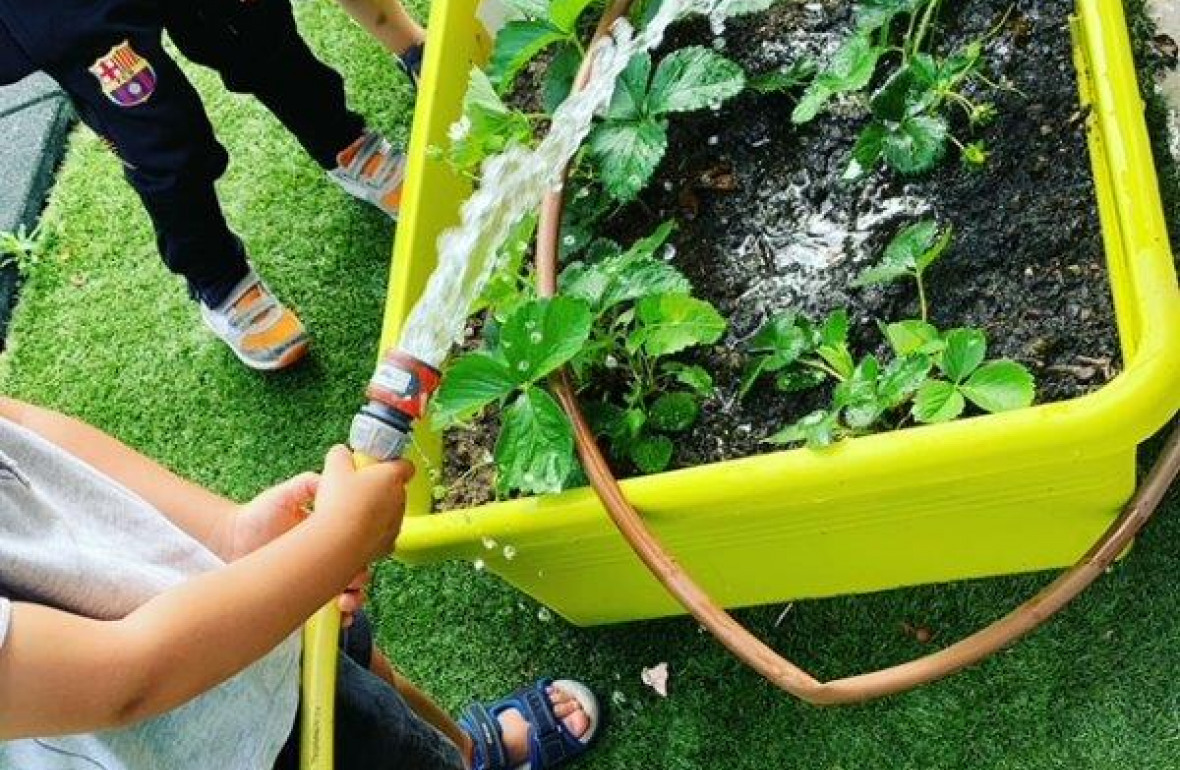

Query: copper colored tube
left=535, top=0, right=1180, bottom=705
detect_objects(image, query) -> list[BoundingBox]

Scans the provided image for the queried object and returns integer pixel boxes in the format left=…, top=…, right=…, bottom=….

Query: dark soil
left=440, top=0, right=1123, bottom=510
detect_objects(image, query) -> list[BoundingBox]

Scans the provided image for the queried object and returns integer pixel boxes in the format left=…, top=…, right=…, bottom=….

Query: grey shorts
left=272, top=612, right=466, bottom=770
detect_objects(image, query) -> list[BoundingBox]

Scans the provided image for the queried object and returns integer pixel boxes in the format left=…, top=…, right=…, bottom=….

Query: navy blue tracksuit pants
left=0, top=0, right=366, bottom=305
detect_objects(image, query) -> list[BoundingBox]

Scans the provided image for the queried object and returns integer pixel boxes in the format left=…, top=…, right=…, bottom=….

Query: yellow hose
left=300, top=451, right=378, bottom=770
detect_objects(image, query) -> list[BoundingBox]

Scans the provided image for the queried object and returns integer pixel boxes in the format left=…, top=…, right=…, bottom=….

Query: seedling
left=852, top=219, right=952, bottom=321
left=0, top=222, right=44, bottom=275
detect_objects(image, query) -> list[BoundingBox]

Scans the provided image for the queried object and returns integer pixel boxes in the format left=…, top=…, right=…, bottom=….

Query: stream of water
left=397, top=0, right=713, bottom=368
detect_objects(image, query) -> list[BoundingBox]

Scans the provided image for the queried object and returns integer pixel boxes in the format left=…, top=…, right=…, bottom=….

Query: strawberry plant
left=489, top=0, right=598, bottom=93
left=852, top=218, right=952, bottom=321
left=588, top=46, right=746, bottom=201
left=435, top=223, right=726, bottom=493
left=793, top=0, right=1003, bottom=176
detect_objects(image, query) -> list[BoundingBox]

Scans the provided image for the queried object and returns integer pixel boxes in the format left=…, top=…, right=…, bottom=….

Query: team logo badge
left=89, top=41, right=157, bottom=107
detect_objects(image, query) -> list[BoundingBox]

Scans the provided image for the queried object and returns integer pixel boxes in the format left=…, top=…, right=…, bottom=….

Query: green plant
left=489, top=0, right=598, bottom=93
left=852, top=219, right=952, bottom=321
left=446, top=67, right=538, bottom=175
left=588, top=46, right=746, bottom=201
left=755, top=314, right=1035, bottom=448
left=793, top=0, right=1003, bottom=176
left=435, top=224, right=726, bottom=492
left=561, top=222, right=725, bottom=473
left=431, top=295, right=595, bottom=495
left=0, top=222, right=44, bottom=275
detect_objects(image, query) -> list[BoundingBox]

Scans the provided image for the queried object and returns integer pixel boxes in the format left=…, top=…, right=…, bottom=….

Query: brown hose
left=533, top=0, right=1180, bottom=705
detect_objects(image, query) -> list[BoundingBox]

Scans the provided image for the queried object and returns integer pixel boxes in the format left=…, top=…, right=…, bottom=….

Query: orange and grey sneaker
left=200, top=268, right=310, bottom=371
left=328, top=129, right=407, bottom=219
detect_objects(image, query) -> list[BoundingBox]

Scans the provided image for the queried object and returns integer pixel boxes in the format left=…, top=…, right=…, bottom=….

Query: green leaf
left=585, top=401, right=646, bottom=451
left=628, top=294, right=728, bottom=357
left=663, top=362, right=715, bottom=395
left=856, top=219, right=946, bottom=287
left=882, top=114, right=949, bottom=175
left=792, top=35, right=882, bottom=124
left=647, top=47, right=746, bottom=115
left=912, top=380, right=966, bottom=423
left=915, top=225, right=953, bottom=273
left=837, top=355, right=884, bottom=429
left=856, top=0, right=924, bottom=31
left=819, top=308, right=851, bottom=347
left=488, top=20, right=568, bottom=92
left=542, top=44, right=582, bottom=113
left=792, top=81, right=835, bottom=124
left=549, top=0, right=595, bottom=32
left=649, top=392, right=700, bottom=433
left=845, top=122, right=886, bottom=179
left=748, top=313, right=812, bottom=370
left=501, top=0, right=549, bottom=18
left=609, top=52, right=653, bottom=120
left=630, top=434, right=675, bottom=474
left=852, top=258, right=912, bottom=288
left=450, top=68, right=534, bottom=171
left=766, top=410, right=839, bottom=448
left=748, top=60, right=817, bottom=93
left=878, top=354, right=933, bottom=407
left=884, top=320, right=942, bottom=356
left=500, top=296, right=595, bottom=383
left=559, top=223, right=688, bottom=311
left=588, top=117, right=669, bottom=202
left=940, top=328, right=987, bottom=383
left=432, top=353, right=518, bottom=426
left=775, top=367, right=828, bottom=393
left=961, top=361, right=1036, bottom=413
left=495, top=388, right=576, bottom=495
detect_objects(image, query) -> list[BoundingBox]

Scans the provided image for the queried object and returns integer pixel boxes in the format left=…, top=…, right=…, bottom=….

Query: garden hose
left=301, top=353, right=441, bottom=770
left=533, top=0, right=1180, bottom=705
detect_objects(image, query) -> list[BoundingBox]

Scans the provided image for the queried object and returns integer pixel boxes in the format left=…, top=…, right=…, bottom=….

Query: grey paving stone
left=0, top=72, right=74, bottom=344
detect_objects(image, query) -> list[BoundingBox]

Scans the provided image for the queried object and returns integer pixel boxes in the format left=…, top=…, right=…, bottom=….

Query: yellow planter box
left=381, top=0, right=1180, bottom=625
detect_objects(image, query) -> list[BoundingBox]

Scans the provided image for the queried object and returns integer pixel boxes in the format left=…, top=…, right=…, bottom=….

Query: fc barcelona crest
left=89, top=41, right=157, bottom=107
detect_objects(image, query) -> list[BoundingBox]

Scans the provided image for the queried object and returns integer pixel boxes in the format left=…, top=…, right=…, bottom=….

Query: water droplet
left=482, top=536, right=498, bottom=550
left=712, top=36, right=726, bottom=50
left=707, top=135, right=720, bottom=146
left=563, top=235, right=577, bottom=246
left=709, top=101, right=723, bottom=113
left=537, top=607, right=553, bottom=622
left=529, top=331, right=543, bottom=344
left=662, top=245, right=677, bottom=262
left=517, top=360, right=530, bottom=372
left=628, top=174, right=642, bottom=187
left=663, top=180, right=675, bottom=192
left=575, top=187, right=591, bottom=200
left=473, top=558, right=486, bottom=572
left=605, top=355, right=619, bottom=369
left=503, top=545, right=518, bottom=560
left=524, top=320, right=537, bottom=330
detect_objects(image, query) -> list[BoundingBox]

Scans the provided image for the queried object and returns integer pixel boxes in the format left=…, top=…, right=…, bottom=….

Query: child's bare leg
left=336, top=0, right=425, bottom=56
left=368, top=646, right=590, bottom=768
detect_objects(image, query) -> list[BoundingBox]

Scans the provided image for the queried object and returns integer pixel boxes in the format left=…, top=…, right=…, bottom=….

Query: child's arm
left=335, top=0, right=425, bottom=56
left=0, top=446, right=411, bottom=739
left=0, top=397, right=238, bottom=555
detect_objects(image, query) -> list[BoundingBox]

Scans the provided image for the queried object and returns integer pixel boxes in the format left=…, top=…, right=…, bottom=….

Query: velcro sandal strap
left=461, top=702, right=510, bottom=770
left=518, top=681, right=574, bottom=768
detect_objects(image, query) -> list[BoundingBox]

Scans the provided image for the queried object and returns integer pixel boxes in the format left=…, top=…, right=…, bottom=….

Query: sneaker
left=397, top=42, right=424, bottom=90
left=328, top=129, right=407, bottom=219
left=200, top=268, right=310, bottom=371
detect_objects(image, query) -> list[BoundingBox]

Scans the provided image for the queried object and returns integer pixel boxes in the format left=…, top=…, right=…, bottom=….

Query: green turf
left=2, top=3, right=1177, bottom=769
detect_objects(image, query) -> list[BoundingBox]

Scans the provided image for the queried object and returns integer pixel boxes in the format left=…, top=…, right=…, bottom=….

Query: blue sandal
left=459, top=678, right=600, bottom=770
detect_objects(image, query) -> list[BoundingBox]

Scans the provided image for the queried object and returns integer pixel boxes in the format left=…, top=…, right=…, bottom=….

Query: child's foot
left=397, top=42, right=425, bottom=89
left=200, top=268, right=309, bottom=371
left=328, top=129, right=407, bottom=220
left=461, top=679, right=599, bottom=770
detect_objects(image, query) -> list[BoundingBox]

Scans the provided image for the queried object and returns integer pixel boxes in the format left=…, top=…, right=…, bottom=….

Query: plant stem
left=803, top=359, right=845, bottom=382
left=916, top=275, right=930, bottom=323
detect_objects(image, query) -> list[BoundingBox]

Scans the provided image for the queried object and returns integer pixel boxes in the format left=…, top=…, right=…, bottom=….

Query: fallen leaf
left=641, top=662, right=670, bottom=697
left=697, top=163, right=738, bottom=191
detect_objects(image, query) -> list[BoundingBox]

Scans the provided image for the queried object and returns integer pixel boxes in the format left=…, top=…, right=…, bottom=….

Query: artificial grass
left=3, top=2, right=1178, bottom=769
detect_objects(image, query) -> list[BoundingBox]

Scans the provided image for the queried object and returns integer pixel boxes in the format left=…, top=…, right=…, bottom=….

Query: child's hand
left=314, top=444, right=415, bottom=564
left=226, top=472, right=319, bottom=561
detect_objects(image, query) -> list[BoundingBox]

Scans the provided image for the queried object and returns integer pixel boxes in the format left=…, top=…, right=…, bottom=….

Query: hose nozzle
left=349, top=351, right=441, bottom=461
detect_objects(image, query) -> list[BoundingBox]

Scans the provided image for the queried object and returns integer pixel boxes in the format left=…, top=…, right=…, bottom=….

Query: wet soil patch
left=440, top=0, right=1122, bottom=510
